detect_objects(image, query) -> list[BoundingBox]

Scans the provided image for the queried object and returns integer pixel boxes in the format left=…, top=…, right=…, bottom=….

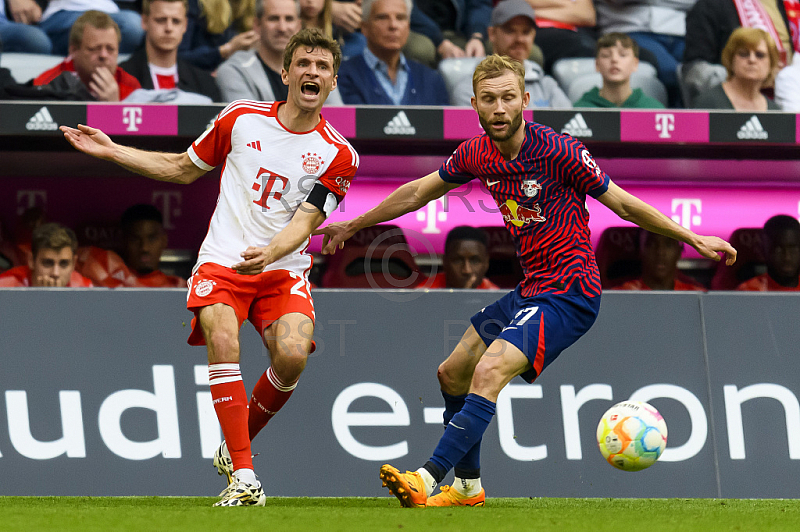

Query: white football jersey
left=188, top=100, right=358, bottom=276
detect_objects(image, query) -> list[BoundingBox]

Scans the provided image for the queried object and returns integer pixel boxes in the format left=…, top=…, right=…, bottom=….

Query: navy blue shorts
left=469, top=285, right=601, bottom=383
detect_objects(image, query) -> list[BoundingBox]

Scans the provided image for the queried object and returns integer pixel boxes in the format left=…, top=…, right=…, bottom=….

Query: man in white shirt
left=120, top=0, right=221, bottom=101
left=60, top=28, right=358, bottom=507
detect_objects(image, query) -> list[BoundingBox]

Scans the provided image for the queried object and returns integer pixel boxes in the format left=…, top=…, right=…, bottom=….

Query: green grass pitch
left=2, top=497, right=799, bottom=531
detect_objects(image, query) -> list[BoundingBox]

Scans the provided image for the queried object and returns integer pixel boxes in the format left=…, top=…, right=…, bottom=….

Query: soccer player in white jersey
left=60, top=28, right=358, bottom=507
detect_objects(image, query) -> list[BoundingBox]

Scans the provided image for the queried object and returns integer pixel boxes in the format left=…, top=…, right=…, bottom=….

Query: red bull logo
left=499, top=200, right=546, bottom=227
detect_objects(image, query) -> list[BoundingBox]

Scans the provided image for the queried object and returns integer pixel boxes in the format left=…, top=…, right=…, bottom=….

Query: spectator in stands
left=525, top=0, right=597, bottom=74
left=573, top=32, right=665, bottom=108
left=120, top=0, right=221, bottom=101
left=302, top=0, right=368, bottom=60
left=179, top=0, right=259, bottom=71
left=775, top=51, right=800, bottom=111
left=337, top=0, right=448, bottom=105
left=119, top=204, right=185, bottom=287
left=737, top=215, right=800, bottom=291
left=693, top=28, right=781, bottom=110
left=33, top=10, right=141, bottom=101
left=217, top=0, right=342, bottom=103
left=426, top=226, right=499, bottom=289
left=449, top=0, right=570, bottom=108
left=407, top=0, right=490, bottom=67
left=0, top=222, right=93, bottom=287
left=594, top=0, right=695, bottom=107
left=616, top=230, right=705, bottom=291
left=0, top=0, right=53, bottom=53
left=682, top=0, right=798, bottom=108
left=39, top=1, right=144, bottom=56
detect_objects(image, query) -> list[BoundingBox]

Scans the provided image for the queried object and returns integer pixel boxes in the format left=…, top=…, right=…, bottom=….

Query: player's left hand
left=233, top=246, right=273, bottom=275
left=693, top=235, right=737, bottom=266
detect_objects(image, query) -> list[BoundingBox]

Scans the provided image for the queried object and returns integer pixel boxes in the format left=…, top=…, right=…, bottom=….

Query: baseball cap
left=491, top=0, right=538, bottom=28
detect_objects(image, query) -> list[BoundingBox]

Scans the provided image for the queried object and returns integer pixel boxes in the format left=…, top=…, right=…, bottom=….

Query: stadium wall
left=0, top=289, right=797, bottom=498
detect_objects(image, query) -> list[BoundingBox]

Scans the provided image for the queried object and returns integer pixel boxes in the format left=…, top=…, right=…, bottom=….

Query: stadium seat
left=553, top=58, right=658, bottom=92
left=320, top=225, right=422, bottom=288
left=567, top=72, right=668, bottom=106
left=709, top=228, right=766, bottom=290
left=594, top=226, right=641, bottom=289
left=438, top=57, right=481, bottom=104
left=479, top=226, right=523, bottom=288
left=0, top=53, right=64, bottom=83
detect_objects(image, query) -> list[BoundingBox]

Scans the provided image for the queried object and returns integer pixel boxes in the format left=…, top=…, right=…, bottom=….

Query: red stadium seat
left=479, top=226, right=523, bottom=288
left=709, top=228, right=765, bottom=290
left=594, top=226, right=641, bottom=289
left=320, top=225, right=422, bottom=288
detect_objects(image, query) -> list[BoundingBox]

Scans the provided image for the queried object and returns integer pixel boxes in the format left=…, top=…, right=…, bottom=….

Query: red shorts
left=186, top=263, right=315, bottom=348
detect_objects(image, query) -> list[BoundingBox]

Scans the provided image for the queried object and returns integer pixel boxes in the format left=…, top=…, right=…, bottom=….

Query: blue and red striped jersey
left=439, top=121, right=610, bottom=298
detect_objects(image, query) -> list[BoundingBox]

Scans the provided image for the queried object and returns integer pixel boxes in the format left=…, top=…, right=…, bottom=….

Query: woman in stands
left=179, top=0, right=259, bottom=71
left=693, top=28, right=781, bottom=111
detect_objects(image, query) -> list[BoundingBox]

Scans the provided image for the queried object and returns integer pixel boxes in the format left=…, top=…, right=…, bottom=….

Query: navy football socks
left=425, top=393, right=496, bottom=482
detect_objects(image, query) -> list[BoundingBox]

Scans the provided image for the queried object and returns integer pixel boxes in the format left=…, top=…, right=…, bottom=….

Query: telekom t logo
left=416, top=197, right=447, bottom=234
left=671, top=199, right=701, bottom=229
left=655, top=114, right=675, bottom=139
left=152, top=191, right=182, bottom=230
left=122, top=107, right=143, bottom=132
left=16, top=190, right=47, bottom=215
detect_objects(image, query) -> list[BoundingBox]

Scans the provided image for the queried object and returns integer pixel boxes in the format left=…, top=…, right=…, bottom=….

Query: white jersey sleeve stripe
left=188, top=146, right=215, bottom=171
left=323, top=124, right=359, bottom=168
left=218, top=100, right=274, bottom=121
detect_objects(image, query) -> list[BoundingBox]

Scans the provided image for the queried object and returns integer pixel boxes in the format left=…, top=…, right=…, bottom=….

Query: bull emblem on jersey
left=521, top=179, right=541, bottom=198
left=499, top=200, right=546, bottom=227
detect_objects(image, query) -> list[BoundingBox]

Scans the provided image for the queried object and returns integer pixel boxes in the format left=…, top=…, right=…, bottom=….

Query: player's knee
left=437, top=361, right=456, bottom=390
left=271, top=350, right=307, bottom=382
left=206, top=328, right=240, bottom=363
left=470, top=357, right=506, bottom=396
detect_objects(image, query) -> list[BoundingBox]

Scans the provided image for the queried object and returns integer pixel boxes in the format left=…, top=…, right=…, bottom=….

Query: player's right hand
left=60, top=124, right=116, bottom=160
left=313, top=221, right=356, bottom=255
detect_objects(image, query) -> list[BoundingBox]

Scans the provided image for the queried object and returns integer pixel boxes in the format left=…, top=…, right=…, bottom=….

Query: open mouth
left=301, top=82, right=320, bottom=96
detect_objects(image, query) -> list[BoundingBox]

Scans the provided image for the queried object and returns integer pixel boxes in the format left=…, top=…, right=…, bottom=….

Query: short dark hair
left=121, top=204, right=164, bottom=230
left=31, top=223, right=78, bottom=258
left=763, top=215, right=800, bottom=247
left=596, top=32, right=639, bottom=58
left=445, top=226, right=489, bottom=254
left=283, top=27, right=342, bottom=75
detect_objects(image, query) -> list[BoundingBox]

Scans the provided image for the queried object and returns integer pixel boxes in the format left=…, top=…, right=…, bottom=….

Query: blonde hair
left=199, top=0, right=233, bottom=34
left=721, top=27, right=780, bottom=85
left=472, top=54, right=525, bottom=97
left=232, top=0, right=256, bottom=32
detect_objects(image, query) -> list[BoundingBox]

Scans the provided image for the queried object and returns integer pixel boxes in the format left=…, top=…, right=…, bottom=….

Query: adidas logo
left=737, top=115, right=768, bottom=140
left=26, top=106, right=58, bottom=131
left=561, top=113, right=592, bottom=137
left=383, top=111, right=416, bottom=135
left=247, top=140, right=262, bottom=151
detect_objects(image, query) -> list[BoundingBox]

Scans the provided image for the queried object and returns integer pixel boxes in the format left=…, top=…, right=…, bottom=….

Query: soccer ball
left=596, top=401, right=668, bottom=471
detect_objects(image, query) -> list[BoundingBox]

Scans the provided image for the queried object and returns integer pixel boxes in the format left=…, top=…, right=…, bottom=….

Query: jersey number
left=253, top=168, right=289, bottom=209
left=288, top=272, right=309, bottom=299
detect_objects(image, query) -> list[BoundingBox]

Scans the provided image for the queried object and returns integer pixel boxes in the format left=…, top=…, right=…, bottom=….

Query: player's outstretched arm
left=233, top=204, right=326, bottom=275
left=60, top=124, right=206, bottom=184
left=597, top=180, right=737, bottom=265
left=313, top=171, right=458, bottom=254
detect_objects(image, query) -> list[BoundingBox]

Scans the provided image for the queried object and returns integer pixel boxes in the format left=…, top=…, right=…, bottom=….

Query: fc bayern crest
left=522, top=180, right=541, bottom=198
left=195, top=279, right=216, bottom=297
left=302, top=152, right=324, bottom=174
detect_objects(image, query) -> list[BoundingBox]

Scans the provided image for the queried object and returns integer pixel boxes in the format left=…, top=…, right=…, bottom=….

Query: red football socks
left=208, top=363, right=253, bottom=471
left=248, top=366, right=297, bottom=441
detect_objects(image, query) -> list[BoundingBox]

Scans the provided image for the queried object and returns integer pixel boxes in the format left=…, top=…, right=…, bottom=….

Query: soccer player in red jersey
left=316, top=54, right=736, bottom=508
left=60, top=28, right=358, bottom=507
left=736, top=215, right=800, bottom=291
left=0, top=223, right=93, bottom=288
